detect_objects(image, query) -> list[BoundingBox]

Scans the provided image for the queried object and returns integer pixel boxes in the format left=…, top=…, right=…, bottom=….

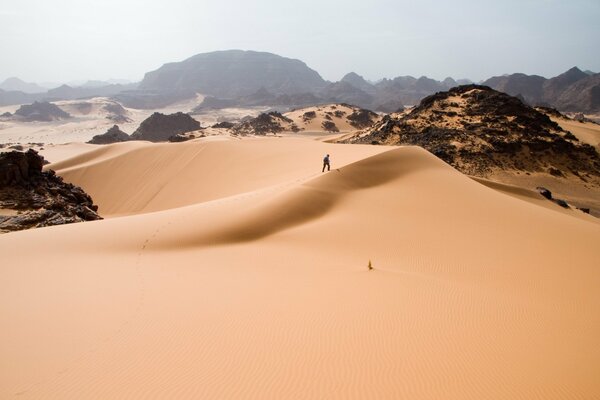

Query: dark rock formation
left=0, top=150, right=102, bottom=233
left=232, top=112, right=293, bottom=135
left=321, top=120, right=339, bottom=132
left=346, top=108, right=379, bottom=129
left=13, top=101, right=71, bottom=122
left=130, top=112, right=201, bottom=142
left=88, top=125, right=130, bottom=144
left=212, top=121, right=235, bottom=129
left=345, top=85, right=600, bottom=180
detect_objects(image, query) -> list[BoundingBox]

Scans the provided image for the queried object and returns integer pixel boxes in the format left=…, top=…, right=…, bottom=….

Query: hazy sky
left=1, top=0, right=599, bottom=84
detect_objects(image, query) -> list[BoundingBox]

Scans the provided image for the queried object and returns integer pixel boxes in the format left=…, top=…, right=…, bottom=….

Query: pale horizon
left=1, top=0, right=599, bottom=85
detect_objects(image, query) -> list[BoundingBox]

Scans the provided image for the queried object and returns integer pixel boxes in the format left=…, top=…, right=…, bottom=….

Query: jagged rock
left=0, top=150, right=102, bottom=233
left=0, top=111, right=11, bottom=118
left=556, top=199, right=569, bottom=208
left=13, top=101, right=71, bottom=122
left=536, top=187, right=553, bottom=200
left=88, top=125, right=130, bottom=144
left=130, top=112, right=201, bottom=142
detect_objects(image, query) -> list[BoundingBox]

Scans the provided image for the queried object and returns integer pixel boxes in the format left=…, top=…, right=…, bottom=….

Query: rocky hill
left=0, top=150, right=101, bottom=233
left=232, top=112, right=297, bottom=135
left=88, top=125, right=130, bottom=144
left=139, top=50, right=327, bottom=99
left=130, top=112, right=201, bottom=142
left=229, top=104, right=380, bottom=135
left=345, top=85, right=600, bottom=182
left=13, top=101, right=71, bottom=122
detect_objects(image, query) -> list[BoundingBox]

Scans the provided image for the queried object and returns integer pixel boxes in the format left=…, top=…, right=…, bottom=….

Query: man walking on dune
left=322, top=154, right=330, bottom=172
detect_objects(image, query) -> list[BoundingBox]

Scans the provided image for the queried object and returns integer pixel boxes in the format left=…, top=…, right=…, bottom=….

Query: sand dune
left=1, top=138, right=599, bottom=399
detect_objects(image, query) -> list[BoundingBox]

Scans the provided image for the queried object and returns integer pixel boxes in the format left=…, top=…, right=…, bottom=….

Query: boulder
left=536, top=186, right=552, bottom=200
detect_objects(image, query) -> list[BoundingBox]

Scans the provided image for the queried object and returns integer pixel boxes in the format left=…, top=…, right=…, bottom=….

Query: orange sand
left=1, top=138, right=599, bottom=399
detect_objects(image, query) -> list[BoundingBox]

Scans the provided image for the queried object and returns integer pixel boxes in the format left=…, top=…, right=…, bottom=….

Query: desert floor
left=1, top=136, right=599, bottom=399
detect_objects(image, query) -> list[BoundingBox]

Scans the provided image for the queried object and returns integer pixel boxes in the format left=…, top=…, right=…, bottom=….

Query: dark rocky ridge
left=345, top=85, right=600, bottom=180
left=0, top=150, right=102, bottom=233
left=88, top=125, right=130, bottom=144
left=131, top=112, right=201, bottom=142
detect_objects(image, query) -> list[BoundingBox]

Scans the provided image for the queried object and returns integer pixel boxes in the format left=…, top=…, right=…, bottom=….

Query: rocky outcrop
left=0, top=150, right=102, bottom=233
left=130, top=112, right=201, bottom=142
left=13, top=101, right=71, bottom=122
left=346, top=108, right=379, bottom=129
left=232, top=112, right=296, bottom=135
left=345, top=85, right=600, bottom=181
left=88, top=125, right=130, bottom=144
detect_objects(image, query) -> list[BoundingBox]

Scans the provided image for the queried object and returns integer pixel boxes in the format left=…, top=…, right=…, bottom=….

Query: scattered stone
left=536, top=187, right=553, bottom=200
left=556, top=199, right=569, bottom=208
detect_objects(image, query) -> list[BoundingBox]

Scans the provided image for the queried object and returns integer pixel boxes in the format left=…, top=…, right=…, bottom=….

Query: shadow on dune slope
left=155, top=147, right=448, bottom=248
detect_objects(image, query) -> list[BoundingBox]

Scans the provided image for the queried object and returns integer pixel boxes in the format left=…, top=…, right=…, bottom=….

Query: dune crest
left=1, top=137, right=599, bottom=399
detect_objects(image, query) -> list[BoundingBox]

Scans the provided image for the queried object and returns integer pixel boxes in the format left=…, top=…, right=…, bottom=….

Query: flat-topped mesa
left=130, top=112, right=201, bottom=142
left=0, top=150, right=102, bottom=233
left=346, top=85, right=600, bottom=180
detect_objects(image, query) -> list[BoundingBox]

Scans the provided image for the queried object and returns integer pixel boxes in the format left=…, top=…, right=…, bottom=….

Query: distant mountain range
left=482, top=67, right=600, bottom=112
left=1, top=51, right=599, bottom=113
